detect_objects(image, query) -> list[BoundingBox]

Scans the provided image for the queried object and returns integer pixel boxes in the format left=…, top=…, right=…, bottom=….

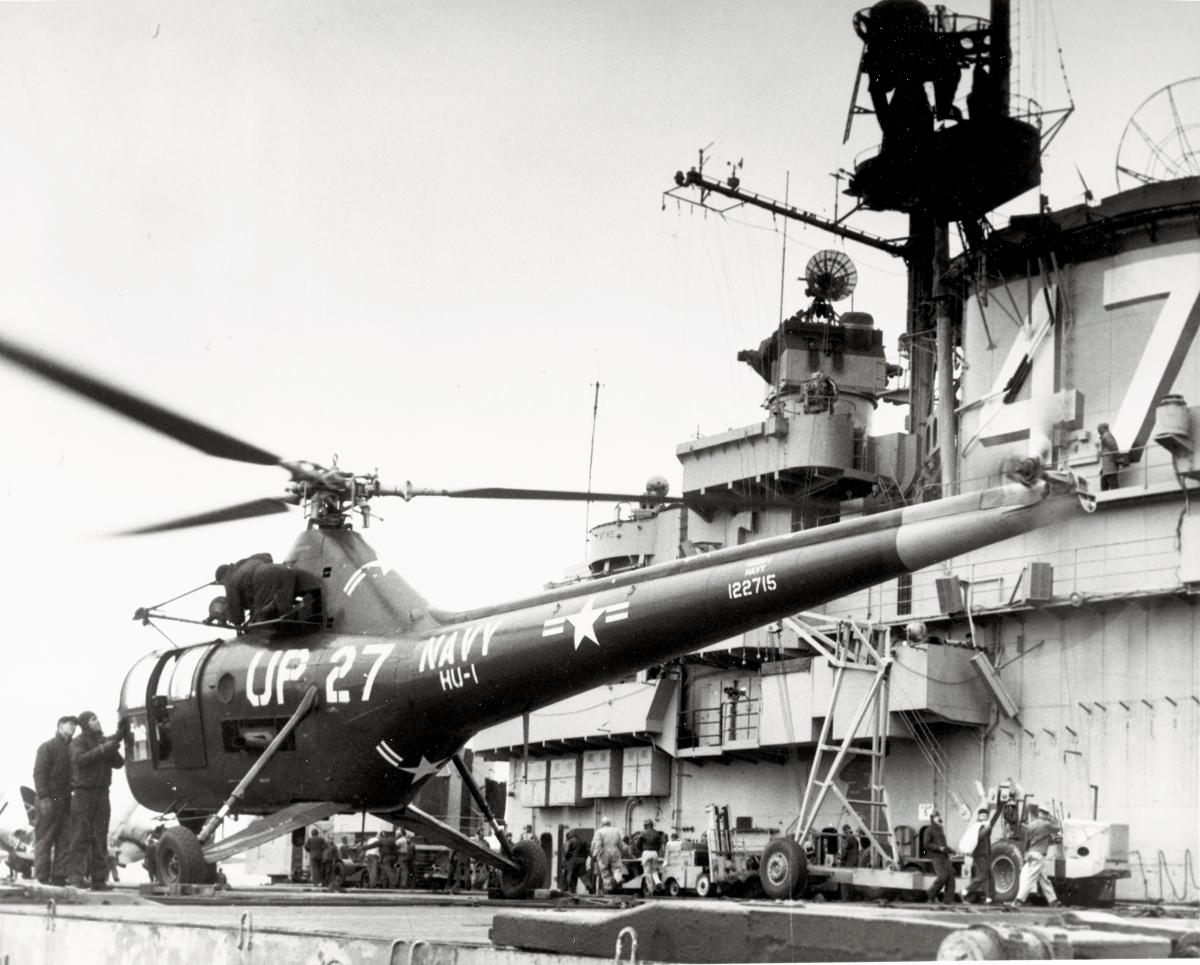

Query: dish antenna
left=1115, top=77, right=1200, bottom=189
left=804, top=249, right=858, bottom=305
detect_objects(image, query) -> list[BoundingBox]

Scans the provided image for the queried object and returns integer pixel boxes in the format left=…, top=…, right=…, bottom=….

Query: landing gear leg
left=195, top=685, right=319, bottom=845
left=449, top=754, right=547, bottom=897
left=450, top=754, right=515, bottom=861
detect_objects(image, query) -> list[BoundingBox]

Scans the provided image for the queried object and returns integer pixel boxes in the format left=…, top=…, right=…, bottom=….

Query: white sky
left=0, top=0, right=1196, bottom=797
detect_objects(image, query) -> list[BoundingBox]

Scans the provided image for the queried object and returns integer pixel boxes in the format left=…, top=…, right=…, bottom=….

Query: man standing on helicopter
left=215, top=552, right=299, bottom=626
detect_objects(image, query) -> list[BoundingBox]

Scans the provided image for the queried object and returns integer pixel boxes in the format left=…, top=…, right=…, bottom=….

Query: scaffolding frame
left=784, top=613, right=897, bottom=869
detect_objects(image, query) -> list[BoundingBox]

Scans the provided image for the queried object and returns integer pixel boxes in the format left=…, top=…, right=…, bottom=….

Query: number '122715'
left=728, top=574, right=777, bottom=599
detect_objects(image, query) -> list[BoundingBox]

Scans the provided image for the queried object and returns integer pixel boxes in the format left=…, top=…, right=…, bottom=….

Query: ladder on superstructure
left=783, top=613, right=898, bottom=869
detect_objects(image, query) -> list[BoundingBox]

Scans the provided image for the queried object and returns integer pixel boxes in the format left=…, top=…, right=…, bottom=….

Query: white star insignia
left=397, top=755, right=446, bottom=782
left=566, top=596, right=604, bottom=650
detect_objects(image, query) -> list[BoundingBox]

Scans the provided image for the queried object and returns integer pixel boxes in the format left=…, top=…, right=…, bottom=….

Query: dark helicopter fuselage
left=120, top=478, right=1075, bottom=820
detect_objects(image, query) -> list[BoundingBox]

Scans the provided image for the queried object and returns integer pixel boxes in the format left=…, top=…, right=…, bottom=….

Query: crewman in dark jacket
left=66, top=711, right=124, bottom=890
left=963, top=807, right=995, bottom=903
left=1097, top=423, right=1126, bottom=491
left=32, top=715, right=78, bottom=884
left=216, top=553, right=299, bottom=626
left=924, top=810, right=955, bottom=904
left=562, top=830, right=590, bottom=893
left=837, top=823, right=861, bottom=901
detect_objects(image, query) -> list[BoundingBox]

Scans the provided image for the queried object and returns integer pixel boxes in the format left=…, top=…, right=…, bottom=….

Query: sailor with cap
left=32, top=714, right=78, bottom=884
left=65, top=711, right=124, bottom=890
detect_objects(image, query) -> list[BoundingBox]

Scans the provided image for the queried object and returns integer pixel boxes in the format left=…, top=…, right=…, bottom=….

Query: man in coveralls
left=589, top=816, right=624, bottom=894
left=32, top=714, right=77, bottom=885
left=66, top=712, right=124, bottom=890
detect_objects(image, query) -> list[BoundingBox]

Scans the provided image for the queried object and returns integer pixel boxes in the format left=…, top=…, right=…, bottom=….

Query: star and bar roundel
left=541, top=595, right=629, bottom=649
left=375, top=741, right=448, bottom=780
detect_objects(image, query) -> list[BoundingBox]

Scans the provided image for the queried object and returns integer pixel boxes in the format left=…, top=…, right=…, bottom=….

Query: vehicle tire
left=695, top=873, right=713, bottom=898
left=155, top=827, right=216, bottom=885
left=665, top=878, right=681, bottom=897
left=499, top=839, right=548, bottom=899
left=759, top=838, right=808, bottom=900
left=641, top=876, right=655, bottom=898
left=329, top=861, right=347, bottom=889
left=990, top=841, right=1023, bottom=904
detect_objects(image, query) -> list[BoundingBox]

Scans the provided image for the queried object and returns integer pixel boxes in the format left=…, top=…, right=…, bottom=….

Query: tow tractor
left=657, top=804, right=759, bottom=898
left=986, top=781, right=1129, bottom=907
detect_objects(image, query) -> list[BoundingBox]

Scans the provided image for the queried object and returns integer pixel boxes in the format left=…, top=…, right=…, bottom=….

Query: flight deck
left=0, top=881, right=1196, bottom=963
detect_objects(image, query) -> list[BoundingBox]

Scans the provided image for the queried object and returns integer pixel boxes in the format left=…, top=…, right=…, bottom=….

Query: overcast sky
left=0, top=0, right=1196, bottom=799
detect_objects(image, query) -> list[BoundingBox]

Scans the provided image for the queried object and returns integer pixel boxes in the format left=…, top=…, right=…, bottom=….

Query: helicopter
left=0, top=333, right=1092, bottom=896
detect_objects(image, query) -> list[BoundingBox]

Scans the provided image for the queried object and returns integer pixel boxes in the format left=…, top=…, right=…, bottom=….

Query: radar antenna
left=1115, top=77, right=1200, bottom=189
left=802, top=250, right=857, bottom=322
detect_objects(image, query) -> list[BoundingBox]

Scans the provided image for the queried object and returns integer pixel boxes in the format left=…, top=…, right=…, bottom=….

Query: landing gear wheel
left=695, top=873, right=713, bottom=898
left=155, top=827, right=216, bottom=885
left=990, top=841, right=1022, bottom=904
left=759, top=838, right=808, bottom=899
left=499, top=839, right=548, bottom=898
left=665, top=878, right=681, bottom=897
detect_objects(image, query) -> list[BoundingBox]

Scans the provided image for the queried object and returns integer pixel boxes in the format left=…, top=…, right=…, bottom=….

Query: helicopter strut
left=197, top=685, right=320, bottom=846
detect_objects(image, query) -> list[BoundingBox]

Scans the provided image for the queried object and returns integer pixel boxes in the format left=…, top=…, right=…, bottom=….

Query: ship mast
left=669, top=0, right=1040, bottom=502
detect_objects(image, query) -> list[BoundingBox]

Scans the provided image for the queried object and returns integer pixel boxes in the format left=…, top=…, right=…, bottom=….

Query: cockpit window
left=168, top=645, right=211, bottom=700
left=121, top=653, right=159, bottom=711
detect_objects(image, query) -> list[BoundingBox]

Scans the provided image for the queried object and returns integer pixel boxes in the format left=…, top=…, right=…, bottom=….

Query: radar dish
left=804, top=250, right=858, bottom=303
left=1115, top=77, right=1200, bottom=189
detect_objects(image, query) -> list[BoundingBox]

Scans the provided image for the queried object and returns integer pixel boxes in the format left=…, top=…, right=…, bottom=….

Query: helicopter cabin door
left=141, top=644, right=215, bottom=769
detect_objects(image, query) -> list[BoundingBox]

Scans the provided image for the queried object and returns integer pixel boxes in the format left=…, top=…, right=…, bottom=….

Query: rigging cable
left=582, top=381, right=602, bottom=557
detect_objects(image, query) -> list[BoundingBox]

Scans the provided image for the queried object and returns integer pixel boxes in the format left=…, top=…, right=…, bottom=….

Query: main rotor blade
left=414, top=486, right=691, bottom=503
left=0, top=334, right=281, bottom=466
left=394, top=485, right=796, bottom=511
left=115, top=496, right=298, bottom=536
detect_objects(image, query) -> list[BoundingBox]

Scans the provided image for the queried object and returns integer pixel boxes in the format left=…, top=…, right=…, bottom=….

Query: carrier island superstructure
left=473, top=174, right=1200, bottom=903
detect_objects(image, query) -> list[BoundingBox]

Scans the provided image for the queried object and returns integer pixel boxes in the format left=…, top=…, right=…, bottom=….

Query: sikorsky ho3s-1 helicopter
left=0, top=334, right=1093, bottom=896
